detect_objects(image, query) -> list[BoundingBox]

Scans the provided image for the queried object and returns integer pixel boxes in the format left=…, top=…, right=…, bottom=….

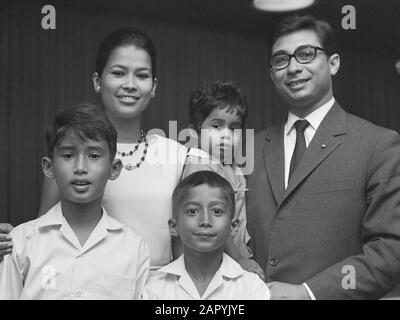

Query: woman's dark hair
left=95, top=27, right=157, bottom=79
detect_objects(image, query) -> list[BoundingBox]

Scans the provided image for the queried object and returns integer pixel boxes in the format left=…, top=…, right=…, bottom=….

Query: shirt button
left=270, top=258, right=279, bottom=266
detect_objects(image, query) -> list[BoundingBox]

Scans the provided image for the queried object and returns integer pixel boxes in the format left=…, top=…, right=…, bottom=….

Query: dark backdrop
left=1, top=0, right=400, bottom=225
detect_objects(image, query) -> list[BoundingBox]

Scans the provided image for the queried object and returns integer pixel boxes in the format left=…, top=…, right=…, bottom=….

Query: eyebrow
left=272, top=44, right=316, bottom=56
left=110, top=64, right=152, bottom=72
left=56, top=145, right=106, bottom=152
left=209, top=118, right=242, bottom=125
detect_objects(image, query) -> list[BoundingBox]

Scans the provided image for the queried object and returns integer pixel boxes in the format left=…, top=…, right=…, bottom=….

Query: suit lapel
left=263, top=124, right=285, bottom=205
left=282, top=102, right=347, bottom=204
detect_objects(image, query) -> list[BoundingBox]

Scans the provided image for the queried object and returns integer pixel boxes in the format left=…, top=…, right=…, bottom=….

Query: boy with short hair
left=0, top=104, right=150, bottom=299
left=182, top=81, right=264, bottom=280
left=142, top=171, right=270, bottom=300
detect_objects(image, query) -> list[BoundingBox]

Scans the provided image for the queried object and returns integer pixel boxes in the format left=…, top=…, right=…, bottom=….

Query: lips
left=117, top=95, right=140, bottom=104
left=286, top=78, right=310, bottom=88
left=71, top=180, right=91, bottom=191
left=194, top=232, right=216, bottom=238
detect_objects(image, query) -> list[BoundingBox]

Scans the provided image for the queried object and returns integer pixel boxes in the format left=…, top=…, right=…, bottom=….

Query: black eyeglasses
left=269, top=45, right=328, bottom=70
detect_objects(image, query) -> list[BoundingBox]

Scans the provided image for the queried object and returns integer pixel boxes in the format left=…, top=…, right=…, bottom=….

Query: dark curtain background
left=1, top=0, right=400, bottom=225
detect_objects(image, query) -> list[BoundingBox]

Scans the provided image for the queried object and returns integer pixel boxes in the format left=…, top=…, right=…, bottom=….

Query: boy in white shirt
left=0, top=104, right=150, bottom=299
left=142, top=171, right=270, bottom=300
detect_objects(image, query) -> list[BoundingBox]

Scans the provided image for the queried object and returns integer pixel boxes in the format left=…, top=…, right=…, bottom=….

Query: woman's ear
left=42, top=156, right=55, bottom=179
left=151, top=77, right=158, bottom=98
left=109, top=159, right=122, bottom=181
left=92, top=72, right=101, bottom=92
left=168, top=218, right=179, bottom=237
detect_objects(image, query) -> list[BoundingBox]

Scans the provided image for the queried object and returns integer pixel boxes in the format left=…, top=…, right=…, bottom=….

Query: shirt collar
left=285, top=97, right=335, bottom=135
left=37, top=202, right=124, bottom=231
left=159, top=253, right=244, bottom=280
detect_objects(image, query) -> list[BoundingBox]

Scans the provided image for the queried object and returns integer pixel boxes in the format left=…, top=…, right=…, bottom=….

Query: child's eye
left=88, top=153, right=101, bottom=159
left=211, top=124, right=222, bottom=129
left=185, top=208, right=198, bottom=216
left=62, top=153, right=74, bottom=159
left=211, top=208, right=225, bottom=216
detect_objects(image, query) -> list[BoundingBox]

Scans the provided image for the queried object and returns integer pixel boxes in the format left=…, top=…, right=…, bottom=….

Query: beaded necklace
left=118, top=129, right=149, bottom=171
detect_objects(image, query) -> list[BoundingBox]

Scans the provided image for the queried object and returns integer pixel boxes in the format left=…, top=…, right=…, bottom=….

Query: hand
left=0, top=223, right=14, bottom=262
left=267, top=281, right=311, bottom=300
left=238, top=258, right=266, bottom=281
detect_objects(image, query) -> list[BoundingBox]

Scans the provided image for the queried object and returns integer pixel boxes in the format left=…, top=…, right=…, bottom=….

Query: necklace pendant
left=125, top=163, right=133, bottom=171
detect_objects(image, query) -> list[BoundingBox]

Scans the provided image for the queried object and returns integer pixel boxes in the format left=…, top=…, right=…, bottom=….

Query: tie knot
left=294, top=119, right=309, bottom=133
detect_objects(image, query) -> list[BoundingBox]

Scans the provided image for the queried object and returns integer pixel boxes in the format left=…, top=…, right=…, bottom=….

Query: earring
left=151, top=92, right=155, bottom=98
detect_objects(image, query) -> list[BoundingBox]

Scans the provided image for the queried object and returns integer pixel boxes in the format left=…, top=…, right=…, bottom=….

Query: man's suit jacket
left=247, top=102, right=400, bottom=299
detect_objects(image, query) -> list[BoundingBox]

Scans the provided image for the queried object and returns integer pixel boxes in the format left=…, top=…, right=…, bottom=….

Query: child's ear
left=109, top=159, right=122, bottom=181
left=168, top=218, right=179, bottom=237
left=42, top=156, right=55, bottom=179
left=230, top=218, right=240, bottom=236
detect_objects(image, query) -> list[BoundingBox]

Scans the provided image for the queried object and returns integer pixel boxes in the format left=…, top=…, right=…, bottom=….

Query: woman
left=0, top=28, right=187, bottom=269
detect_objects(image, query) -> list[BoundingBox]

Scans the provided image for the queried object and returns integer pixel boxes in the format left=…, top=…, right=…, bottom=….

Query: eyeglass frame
left=269, top=45, right=329, bottom=71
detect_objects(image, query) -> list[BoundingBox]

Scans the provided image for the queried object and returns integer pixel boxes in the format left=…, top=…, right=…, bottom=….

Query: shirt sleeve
left=140, top=277, right=155, bottom=300
left=0, top=245, right=24, bottom=299
left=133, top=239, right=151, bottom=300
left=250, top=276, right=271, bottom=300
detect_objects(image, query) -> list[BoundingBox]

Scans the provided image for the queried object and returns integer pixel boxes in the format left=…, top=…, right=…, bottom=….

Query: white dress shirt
left=0, top=202, right=150, bottom=300
left=283, top=97, right=335, bottom=300
left=284, top=97, right=335, bottom=189
left=142, top=253, right=270, bottom=300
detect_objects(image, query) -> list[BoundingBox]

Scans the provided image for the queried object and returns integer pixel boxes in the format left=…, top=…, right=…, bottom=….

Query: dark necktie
left=289, top=119, right=310, bottom=180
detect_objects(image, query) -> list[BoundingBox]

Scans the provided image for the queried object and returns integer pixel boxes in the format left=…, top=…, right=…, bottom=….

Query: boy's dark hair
left=269, top=15, right=336, bottom=55
left=172, top=171, right=235, bottom=219
left=96, top=27, right=157, bottom=80
left=45, top=104, right=117, bottom=159
left=189, top=81, right=248, bottom=133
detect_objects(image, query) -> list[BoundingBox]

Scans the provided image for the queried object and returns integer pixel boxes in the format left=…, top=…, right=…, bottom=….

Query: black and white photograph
left=1, top=0, right=400, bottom=307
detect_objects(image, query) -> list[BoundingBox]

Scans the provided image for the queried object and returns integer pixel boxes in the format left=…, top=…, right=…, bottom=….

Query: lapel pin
left=321, top=144, right=326, bottom=149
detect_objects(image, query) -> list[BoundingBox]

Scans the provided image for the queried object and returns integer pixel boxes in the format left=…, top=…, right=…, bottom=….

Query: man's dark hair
left=269, top=15, right=336, bottom=55
left=45, top=104, right=117, bottom=160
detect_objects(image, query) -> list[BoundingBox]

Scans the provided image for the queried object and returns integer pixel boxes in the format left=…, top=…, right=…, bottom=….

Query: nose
left=122, top=74, right=137, bottom=90
left=199, top=211, right=212, bottom=228
left=73, top=155, right=88, bottom=175
left=286, top=56, right=303, bottom=74
left=220, top=127, right=232, bottom=141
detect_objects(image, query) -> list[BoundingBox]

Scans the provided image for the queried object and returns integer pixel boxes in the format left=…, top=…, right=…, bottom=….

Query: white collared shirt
left=142, top=253, right=270, bottom=300
left=284, top=97, right=335, bottom=189
left=0, top=202, right=150, bottom=300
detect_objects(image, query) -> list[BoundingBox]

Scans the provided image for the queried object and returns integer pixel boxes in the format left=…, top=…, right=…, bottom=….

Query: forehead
left=272, top=29, right=322, bottom=54
left=203, top=107, right=242, bottom=124
left=179, top=185, right=227, bottom=206
left=55, top=129, right=108, bottom=150
left=106, top=45, right=152, bottom=68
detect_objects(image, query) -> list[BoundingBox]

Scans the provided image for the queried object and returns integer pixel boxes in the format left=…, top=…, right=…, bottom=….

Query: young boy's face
left=170, top=184, right=238, bottom=253
left=199, top=107, right=243, bottom=164
left=42, top=129, right=121, bottom=205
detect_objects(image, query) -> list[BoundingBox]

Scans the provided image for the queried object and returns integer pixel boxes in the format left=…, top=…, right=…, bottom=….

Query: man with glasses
left=246, top=15, right=400, bottom=299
